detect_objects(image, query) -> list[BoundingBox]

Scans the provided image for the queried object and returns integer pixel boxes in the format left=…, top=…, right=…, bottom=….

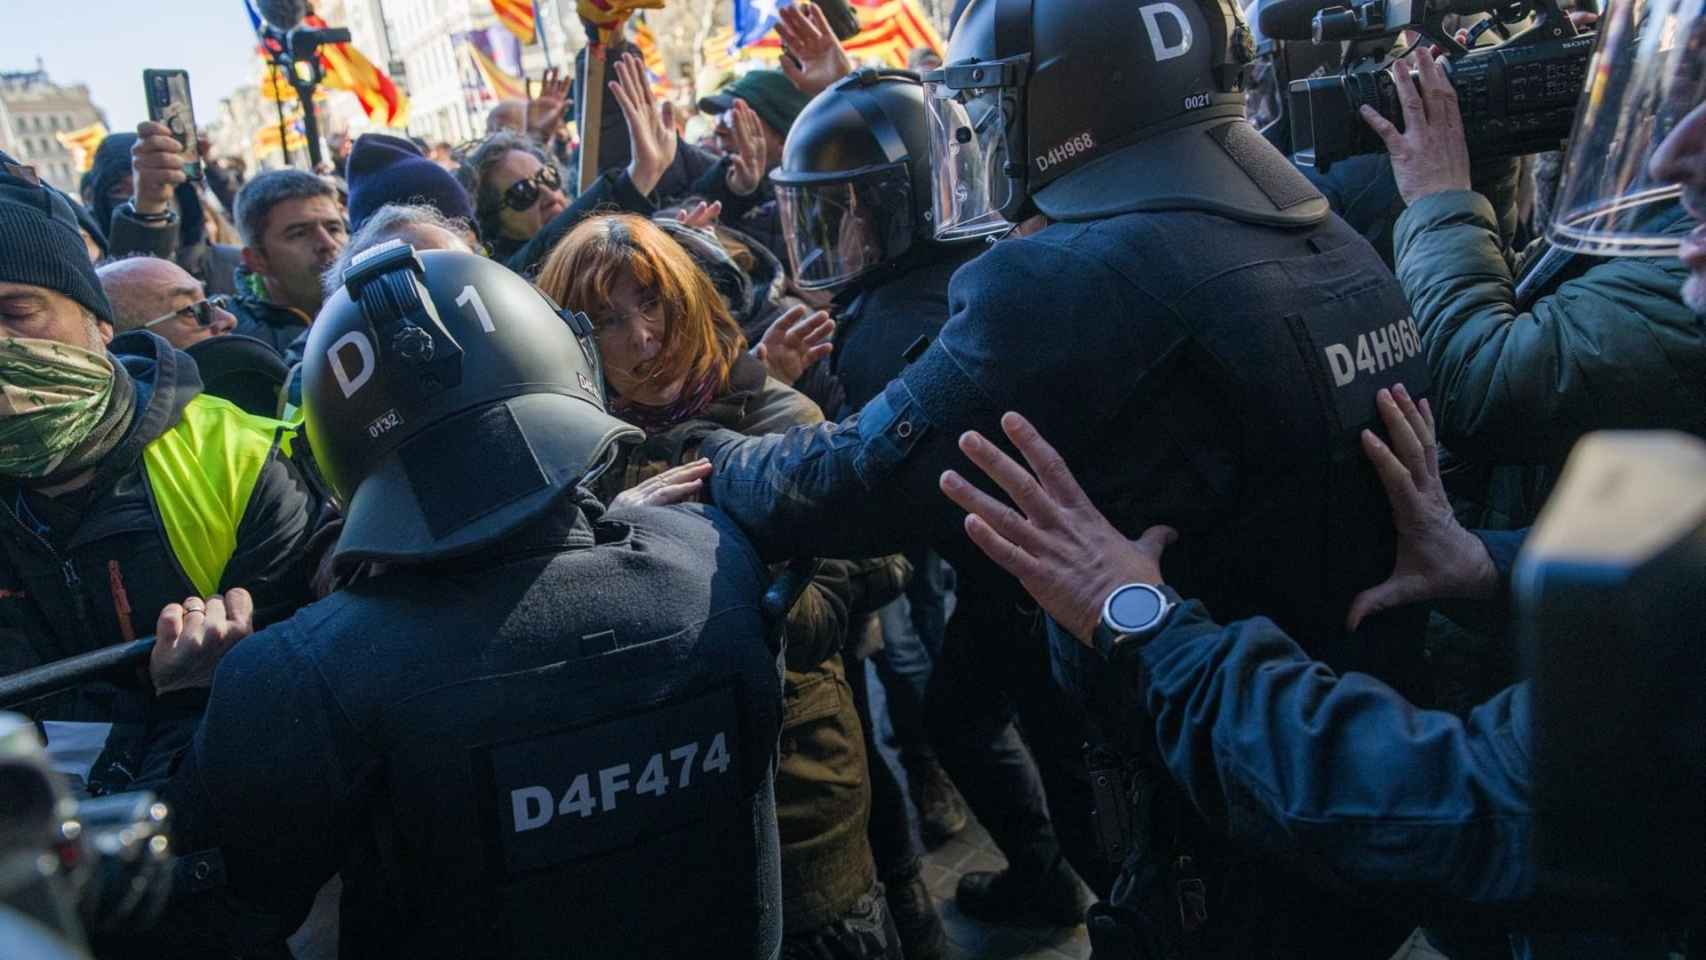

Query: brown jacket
left=595, top=353, right=881, bottom=933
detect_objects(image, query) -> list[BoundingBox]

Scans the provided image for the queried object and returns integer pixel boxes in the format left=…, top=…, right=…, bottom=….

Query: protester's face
left=594, top=273, right=675, bottom=406
left=0, top=282, right=109, bottom=352
left=250, top=195, right=348, bottom=314
left=491, top=150, right=567, bottom=242
left=105, top=176, right=133, bottom=205
left=1649, top=101, right=1706, bottom=314
left=133, top=262, right=236, bottom=349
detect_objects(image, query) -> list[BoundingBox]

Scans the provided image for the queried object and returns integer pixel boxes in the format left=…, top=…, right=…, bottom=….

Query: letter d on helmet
left=302, top=244, right=642, bottom=572
left=922, top=0, right=1327, bottom=236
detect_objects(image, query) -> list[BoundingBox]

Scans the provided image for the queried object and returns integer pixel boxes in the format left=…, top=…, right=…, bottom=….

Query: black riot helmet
left=923, top=0, right=1328, bottom=237
left=303, top=244, right=642, bottom=569
left=771, top=69, right=939, bottom=291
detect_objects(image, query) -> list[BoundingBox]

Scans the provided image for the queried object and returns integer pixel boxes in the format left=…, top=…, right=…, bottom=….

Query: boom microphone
left=1256, top=0, right=1334, bottom=41
left=256, top=0, right=308, bottom=31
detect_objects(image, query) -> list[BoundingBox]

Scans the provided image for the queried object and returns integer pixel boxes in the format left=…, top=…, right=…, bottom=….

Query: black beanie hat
left=0, top=152, right=112, bottom=326
left=345, top=133, right=476, bottom=234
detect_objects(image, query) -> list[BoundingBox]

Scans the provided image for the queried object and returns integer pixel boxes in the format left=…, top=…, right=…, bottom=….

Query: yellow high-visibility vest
left=141, top=394, right=294, bottom=596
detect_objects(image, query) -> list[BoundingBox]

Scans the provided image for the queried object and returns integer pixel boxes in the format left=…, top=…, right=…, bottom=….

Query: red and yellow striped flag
left=468, top=44, right=529, bottom=101
left=736, top=0, right=943, bottom=68
left=304, top=14, right=410, bottom=127
left=492, top=0, right=539, bottom=44
left=55, top=122, right=108, bottom=173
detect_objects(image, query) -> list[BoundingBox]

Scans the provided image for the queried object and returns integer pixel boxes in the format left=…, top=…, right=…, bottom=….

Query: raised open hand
left=777, top=2, right=853, bottom=98
left=611, top=53, right=678, bottom=195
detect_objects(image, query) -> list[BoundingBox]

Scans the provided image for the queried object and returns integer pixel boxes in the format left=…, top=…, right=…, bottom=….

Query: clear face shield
left=775, top=164, right=914, bottom=290
left=1245, top=56, right=1284, bottom=132
left=922, top=57, right=1027, bottom=240
left=1548, top=0, right=1706, bottom=255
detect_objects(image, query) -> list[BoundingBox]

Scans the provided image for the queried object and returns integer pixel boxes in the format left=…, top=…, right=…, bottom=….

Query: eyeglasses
left=501, top=164, right=562, bottom=212
left=144, top=295, right=231, bottom=330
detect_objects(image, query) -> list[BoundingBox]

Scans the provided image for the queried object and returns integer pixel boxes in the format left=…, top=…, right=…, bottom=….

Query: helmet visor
left=775, top=164, right=912, bottom=290
left=924, top=70, right=1021, bottom=240
left=1548, top=0, right=1706, bottom=256
left=1245, top=56, right=1284, bottom=133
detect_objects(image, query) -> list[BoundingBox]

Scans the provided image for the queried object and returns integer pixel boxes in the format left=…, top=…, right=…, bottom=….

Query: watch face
left=1108, top=584, right=1164, bottom=632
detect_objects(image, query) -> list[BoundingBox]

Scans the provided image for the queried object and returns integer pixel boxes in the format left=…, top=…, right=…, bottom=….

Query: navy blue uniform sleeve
left=703, top=233, right=1168, bottom=561
left=152, top=616, right=373, bottom=951
left=1125, top=600, right=1535, bottom=905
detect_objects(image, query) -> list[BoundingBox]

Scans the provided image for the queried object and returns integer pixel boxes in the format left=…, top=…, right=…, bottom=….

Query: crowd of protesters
left=0, top=0, right=1702, bottom=956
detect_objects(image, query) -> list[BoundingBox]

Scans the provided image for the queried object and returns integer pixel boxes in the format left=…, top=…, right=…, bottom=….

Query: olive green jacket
left=1394, top=189, right=1704, bottom=524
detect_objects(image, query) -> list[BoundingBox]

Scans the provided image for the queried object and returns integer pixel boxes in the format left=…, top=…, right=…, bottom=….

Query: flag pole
left=534, top=0, right=554, bottom=68
left=578, top=41, right=605, bottom=193
left=272, top=63, right=294, bottom=169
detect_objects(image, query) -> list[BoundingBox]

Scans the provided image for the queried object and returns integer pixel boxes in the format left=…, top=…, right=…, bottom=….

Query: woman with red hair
left=537, top=213, right=908, bottom=959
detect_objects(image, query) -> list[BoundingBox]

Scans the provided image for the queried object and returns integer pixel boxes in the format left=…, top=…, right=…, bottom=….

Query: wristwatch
left=1092, top=582, right=1174, bottom=658
left=118, top=199, right=177, bottom=226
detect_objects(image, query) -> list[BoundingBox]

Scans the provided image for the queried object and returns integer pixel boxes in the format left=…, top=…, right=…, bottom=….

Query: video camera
left=0, top=714, right=174, bottom=953
left=1258, top=0, right=1596, bottom=170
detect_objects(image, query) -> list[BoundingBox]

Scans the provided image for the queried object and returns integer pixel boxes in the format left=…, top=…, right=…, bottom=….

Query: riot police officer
left=702, top=0, right=1432, bottom=952
left=774, top=69, right=1093, bottom=930
left=129, top=247, right=789, bottom=959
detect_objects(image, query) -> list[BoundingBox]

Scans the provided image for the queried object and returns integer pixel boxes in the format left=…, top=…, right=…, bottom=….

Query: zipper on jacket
left=2, top=493, right=99, bottom=651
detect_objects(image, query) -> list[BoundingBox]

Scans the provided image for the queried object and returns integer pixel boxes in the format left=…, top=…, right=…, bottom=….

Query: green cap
left=697, top=70, right=812, bottom=137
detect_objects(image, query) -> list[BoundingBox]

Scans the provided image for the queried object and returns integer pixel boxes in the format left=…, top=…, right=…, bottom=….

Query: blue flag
left=731, top=0, right=792, bottom=51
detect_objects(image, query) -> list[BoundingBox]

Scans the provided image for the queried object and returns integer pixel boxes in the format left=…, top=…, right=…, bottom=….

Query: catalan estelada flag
left=241, top=2, right=410, bottom=127
left=728, top=0, right=943, bottom=66
left=305, top=14, right=411, bottom=127
left=467, top=43, right=529, bottom=101
left=492, top=0, right=539, bottom=44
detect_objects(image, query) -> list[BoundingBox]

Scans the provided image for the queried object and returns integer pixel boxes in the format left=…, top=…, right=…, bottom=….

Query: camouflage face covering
left=0, top=337, right=118, bottom=479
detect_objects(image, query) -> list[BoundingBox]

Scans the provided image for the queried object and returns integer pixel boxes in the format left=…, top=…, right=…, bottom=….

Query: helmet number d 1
left=456, top=284, right=497, bottom=333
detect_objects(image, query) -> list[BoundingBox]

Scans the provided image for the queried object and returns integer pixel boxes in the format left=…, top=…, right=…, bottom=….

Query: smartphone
left=143, top=69, right=202, bottom=181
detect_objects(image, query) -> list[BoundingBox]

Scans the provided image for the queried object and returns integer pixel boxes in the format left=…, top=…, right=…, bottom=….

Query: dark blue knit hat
left=0, top=151, right=112, bottom=325
left=345, top=133, right=476, bottom=234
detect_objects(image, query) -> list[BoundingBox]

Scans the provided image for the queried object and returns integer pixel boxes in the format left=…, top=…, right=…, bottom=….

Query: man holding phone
left=111, top=123, right=347, bottom=357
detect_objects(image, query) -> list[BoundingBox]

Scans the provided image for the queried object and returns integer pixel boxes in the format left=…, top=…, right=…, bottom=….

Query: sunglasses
left=502, top=165, right=562, bottom=212
left=144, top=295, right=231, bottom=330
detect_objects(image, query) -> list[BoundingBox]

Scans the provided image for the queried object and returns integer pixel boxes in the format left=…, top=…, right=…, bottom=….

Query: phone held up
left=143, top=68, right=202, bottom=181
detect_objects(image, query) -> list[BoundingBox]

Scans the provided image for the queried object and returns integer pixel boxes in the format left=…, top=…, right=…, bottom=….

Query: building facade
left=0, top=62, right=107, bottom=197
left=343, top=0, right=583, bottom=146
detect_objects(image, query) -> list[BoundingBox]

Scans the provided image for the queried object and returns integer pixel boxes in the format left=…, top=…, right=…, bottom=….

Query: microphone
left=256, top=0, right=308, bottom=31
left=1257, top=0, right=1335, bottom=41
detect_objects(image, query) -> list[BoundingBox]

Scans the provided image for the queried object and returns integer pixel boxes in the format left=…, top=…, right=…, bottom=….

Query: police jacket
left=594, top=353, right=884, bottom=933
left=702, top=207, right=1436, bottom=954
left=1395, top=190, right=1705, bottom=526
left=706, top=209, right=1430, bottom=677
left=141, top=497, right=786, bottom=959
left=0, top=333, right=318, bottom=790
left=829, top=243, right=985, bottom=416
left=1094, top=528, right=1684, bottom=956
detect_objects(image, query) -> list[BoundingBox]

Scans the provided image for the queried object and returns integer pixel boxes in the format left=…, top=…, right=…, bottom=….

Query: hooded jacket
left=0, top=332, right=320, bottom=791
